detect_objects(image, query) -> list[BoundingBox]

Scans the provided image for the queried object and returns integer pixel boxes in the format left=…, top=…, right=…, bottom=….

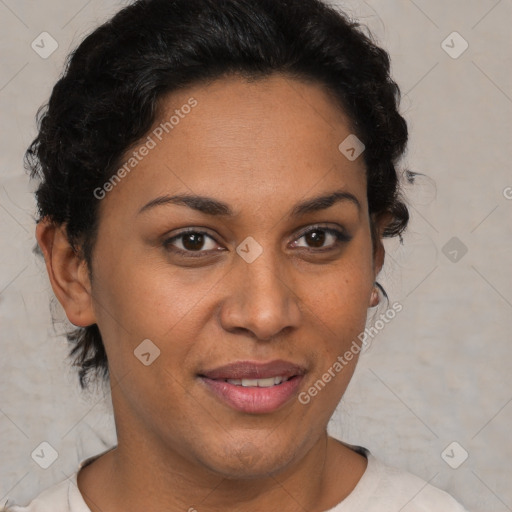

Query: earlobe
left=369, top=285, right=380, bottom=307
left=35, top=219, right=96, bottom=327
left=369, top=244, right=385, bottom=308
left=369, top=215, right=389, bottom=308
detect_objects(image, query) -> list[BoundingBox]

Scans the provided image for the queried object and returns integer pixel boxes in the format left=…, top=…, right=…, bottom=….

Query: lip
left=199, top=359, right=307, bottom=380
left=198, top=359, right=307, bottom=414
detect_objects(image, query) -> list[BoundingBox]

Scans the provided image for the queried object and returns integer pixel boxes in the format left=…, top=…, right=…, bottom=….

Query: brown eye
left=182, top=232, right=206, bottom=251
left=304, top=230, right=326, bottom=248
left=292, top=226, right=352, bottom=251
left=164, top=230, right=221, bottom=256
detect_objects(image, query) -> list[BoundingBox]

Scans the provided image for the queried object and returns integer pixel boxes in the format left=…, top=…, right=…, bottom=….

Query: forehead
left=100, top=74, right=367, bottom=217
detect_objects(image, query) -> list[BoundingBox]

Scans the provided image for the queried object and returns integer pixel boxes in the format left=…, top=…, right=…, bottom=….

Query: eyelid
left=292, top=223, right=351, bottom=241
left=288, top=224, right=351, bottom=252
left=163, top=227, right=221, bottom=249
left=163, top=223, right=351, bottom=257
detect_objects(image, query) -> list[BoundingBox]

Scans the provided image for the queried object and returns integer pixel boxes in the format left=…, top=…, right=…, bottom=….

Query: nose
left=218, top=251, right=302, bottom=341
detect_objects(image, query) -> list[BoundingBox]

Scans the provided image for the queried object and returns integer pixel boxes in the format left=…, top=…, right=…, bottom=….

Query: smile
left=198, top=359, right=306, bottom=414
left=225, top=376, right=291, bottom=387
left=200, top=375, right=303, bottom=414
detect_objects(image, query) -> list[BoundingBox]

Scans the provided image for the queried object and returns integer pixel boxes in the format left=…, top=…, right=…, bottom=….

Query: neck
left=77, top=432, right=366, bottom=512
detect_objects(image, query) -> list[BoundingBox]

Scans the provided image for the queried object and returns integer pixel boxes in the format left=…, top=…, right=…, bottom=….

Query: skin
left=37, top=74, right=386, bottom=512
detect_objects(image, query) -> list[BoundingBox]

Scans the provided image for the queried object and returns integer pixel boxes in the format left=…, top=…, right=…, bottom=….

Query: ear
left=373, top=237, right=385, bottom=279
left=35, top=218, right=96, bottom=327
left=371, top=212, right=391, bottom=280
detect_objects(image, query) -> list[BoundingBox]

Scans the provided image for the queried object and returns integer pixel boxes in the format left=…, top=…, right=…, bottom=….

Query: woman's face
left=88, top=74, right=383, bottom=478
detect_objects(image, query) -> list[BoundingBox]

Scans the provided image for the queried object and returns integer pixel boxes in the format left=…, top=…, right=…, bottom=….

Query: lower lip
left=200, top=376, right=304, bottom=414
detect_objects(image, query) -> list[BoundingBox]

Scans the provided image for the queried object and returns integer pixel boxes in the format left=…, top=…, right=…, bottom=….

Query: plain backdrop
left=1, top=1, right=511, bottom=510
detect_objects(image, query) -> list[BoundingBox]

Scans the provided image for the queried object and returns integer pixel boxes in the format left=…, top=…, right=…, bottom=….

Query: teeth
left=252, top=377, right=276, bottom=388
left=242, top=378, right=259, bottom=387
left=225, top=376, right=289, bottom=387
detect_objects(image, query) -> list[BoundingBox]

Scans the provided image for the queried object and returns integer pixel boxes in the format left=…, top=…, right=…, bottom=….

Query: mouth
left=198, top=359, right=306, bottom=414
left=222, top=375, right=293, bottom=387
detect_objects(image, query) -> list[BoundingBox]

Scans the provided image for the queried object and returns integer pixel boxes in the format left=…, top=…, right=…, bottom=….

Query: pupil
left=183, top=233, right=204, bottom=251
left=306, top=230, right=325, bottom=248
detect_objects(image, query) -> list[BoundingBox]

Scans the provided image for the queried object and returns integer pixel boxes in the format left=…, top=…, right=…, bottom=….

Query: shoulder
left=2, top=473, right=89, bottom=512
left=2, top=449, right=113, bottom=512
left=362, top=451, right=468, bottom=511
left=371, top=456, right=468, bottom=511
left=330, top=443, right=469, bottom=512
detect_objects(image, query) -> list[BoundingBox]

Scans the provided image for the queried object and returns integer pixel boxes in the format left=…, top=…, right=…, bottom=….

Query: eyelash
left=163, top=225, right=352, bottom=258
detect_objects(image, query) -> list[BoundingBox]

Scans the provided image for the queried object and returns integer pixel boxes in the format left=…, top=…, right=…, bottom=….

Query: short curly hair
left=26, top=0, right=409, bottom=389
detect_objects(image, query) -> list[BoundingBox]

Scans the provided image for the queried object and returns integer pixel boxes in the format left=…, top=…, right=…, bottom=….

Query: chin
left=199, top=439, right=300, bottom=480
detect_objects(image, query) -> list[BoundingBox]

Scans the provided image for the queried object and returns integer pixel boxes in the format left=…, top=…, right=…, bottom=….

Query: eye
left=163, top=229, right=223, bottom=257
left=291, top=225, right=351, bottom=251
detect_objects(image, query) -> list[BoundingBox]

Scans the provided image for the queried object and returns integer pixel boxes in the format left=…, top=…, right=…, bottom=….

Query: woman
left=6, top=0, right=468, bottom=510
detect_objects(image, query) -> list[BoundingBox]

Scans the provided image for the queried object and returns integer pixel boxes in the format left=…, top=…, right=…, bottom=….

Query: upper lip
left=199, top=359, right=307, bottom=380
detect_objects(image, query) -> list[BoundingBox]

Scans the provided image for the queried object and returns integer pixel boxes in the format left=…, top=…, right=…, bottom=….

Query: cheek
left=296, top=266, right=373, bottom=420
left=91, top=221, right=375, bottom=377
left=92, top=242, right=213, bottom=332
left=305, top=248, right=374, bottom=334
left=297, top=248, right=375, bottom=401
left=303, top=276, right=370, bottom=379
left=90, top=247, right=223, bottom=382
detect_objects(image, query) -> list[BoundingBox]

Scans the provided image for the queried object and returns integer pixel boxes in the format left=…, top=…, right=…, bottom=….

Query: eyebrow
left=137, top=189, right=361, bottom=217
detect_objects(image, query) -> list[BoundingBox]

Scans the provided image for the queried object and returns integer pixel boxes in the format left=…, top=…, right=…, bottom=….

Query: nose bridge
left=219, top=245, right=301, bottom=340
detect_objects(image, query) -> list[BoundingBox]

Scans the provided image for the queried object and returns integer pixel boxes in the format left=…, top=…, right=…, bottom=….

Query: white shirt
left=4, top=446, right=469, bottom=512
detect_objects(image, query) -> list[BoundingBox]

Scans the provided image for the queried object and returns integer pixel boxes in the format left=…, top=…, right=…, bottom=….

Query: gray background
left=1, top=1, right=511, bottom=510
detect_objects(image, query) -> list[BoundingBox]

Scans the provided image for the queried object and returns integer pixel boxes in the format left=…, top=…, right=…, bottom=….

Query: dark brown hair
left=26, top=0, right=409, bottom=388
